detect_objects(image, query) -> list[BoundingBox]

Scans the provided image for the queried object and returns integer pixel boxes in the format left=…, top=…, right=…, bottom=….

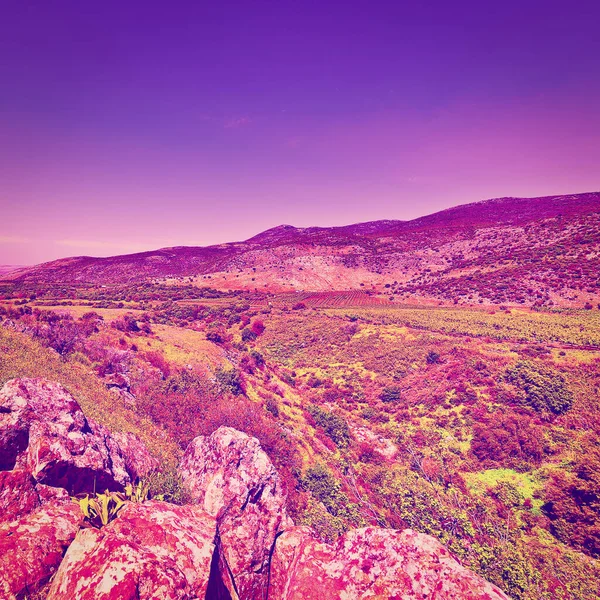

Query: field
left=328, top=305, right=600, bottom=347
left=1, top=283, right=600, bottom=599
left=273, top=290, right=392, bottom=308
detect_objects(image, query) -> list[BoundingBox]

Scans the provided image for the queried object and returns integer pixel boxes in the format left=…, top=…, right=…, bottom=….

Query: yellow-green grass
left=10, top=302, right=146, bottom=320
left=464, top=468, right=543, bottom=512
left=145, top=324, right=230, bottom=370
left=0, top=326, right=179, bottom=468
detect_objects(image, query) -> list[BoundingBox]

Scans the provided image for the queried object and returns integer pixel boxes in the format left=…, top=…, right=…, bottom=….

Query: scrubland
left=1, top=281, right=599, bottom=600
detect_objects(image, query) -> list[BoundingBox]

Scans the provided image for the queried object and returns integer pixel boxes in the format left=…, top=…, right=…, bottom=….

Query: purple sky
left=1, top=0, right=599, bottom=265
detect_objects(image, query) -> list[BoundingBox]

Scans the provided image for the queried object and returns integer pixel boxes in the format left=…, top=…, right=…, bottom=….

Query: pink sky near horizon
left=1, top=1, right=599, bottom=265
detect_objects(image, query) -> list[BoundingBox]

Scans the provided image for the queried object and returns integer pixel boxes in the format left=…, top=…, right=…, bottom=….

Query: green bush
left=504, top=361, right=573, bottom=414
left=241, top=327, right=257, bottom=342
left=307, top=405, right=351, bottom=448
left=302, top=464, right=361, bottom=523
left=215, top=368, right=243, bottom=396
left=379, top=385, right=402, bottom=403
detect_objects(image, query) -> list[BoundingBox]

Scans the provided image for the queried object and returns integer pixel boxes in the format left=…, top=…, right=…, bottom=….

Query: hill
left=5, top=192, right=600, bottom=307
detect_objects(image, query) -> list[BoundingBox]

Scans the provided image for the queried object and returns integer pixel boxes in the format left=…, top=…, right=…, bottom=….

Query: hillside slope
left=5, top=192, right=600, bottom=306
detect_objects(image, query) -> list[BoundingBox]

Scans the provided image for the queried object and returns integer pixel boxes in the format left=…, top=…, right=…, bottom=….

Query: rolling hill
left=5, top=192, right=600, bottom=307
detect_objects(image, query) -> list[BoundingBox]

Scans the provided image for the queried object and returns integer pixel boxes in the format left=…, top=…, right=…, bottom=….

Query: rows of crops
left=274, top=291, right=391, bottom=308
left=326, top=305, right=600, bottom=347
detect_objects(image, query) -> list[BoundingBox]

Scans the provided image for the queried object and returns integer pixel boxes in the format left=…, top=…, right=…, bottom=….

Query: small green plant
left=74, top=477, right=166, bottom=528
left=75, top=490, right=127, bottom=528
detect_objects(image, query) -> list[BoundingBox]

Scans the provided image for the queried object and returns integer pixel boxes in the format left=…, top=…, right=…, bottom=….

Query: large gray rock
left=0, top=378, right=157, bottom=496
left=269, top=526, right=511, bottom=600
left=179, top=426, right=292, bottom=600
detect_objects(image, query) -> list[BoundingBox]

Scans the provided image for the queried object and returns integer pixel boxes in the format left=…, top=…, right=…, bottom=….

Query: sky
left=1, top=0, right=599, bottom=265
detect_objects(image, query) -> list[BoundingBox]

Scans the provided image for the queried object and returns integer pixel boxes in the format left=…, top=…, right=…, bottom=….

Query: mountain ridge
left=5, top=192, right=600, bottom=307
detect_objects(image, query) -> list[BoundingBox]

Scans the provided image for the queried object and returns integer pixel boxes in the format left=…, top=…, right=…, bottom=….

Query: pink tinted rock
left=0, top=378, right=157, bottom=495
left=111, top=430, right=159, bottom=481
left=47, top=501, right=216, bottom=600
left=179, top=426, right=292, bottom=600
left=269, top=526, right=510, bottom=600
left=0, top=469, right=39, bottom=522
left=0, top=502, right=82, bottom=599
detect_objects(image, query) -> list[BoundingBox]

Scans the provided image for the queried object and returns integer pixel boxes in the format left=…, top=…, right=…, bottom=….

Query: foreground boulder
left=0, top=378, right=157, bottom=497
left=179, top=426, right=292, bottom=600
left=0, top=502, right=82, bottom=599
left=47, top=502, right=216, bottom=600
left=269, top=526, right=510, bottom=600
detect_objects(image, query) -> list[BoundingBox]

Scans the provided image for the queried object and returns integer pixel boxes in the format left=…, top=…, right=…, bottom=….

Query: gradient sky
left=1, top=0, right=599, bottom=264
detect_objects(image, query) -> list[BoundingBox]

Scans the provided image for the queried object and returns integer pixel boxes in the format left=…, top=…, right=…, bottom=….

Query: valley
left=1, top=193, right=599, bottom=599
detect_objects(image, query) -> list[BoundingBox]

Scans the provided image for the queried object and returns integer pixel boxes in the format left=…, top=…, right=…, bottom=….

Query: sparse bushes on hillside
left=471, top=411, right=544, bottom=468
left=112, top=313, right=141, bottom=333
left=542, top=436, right=600, bottom=558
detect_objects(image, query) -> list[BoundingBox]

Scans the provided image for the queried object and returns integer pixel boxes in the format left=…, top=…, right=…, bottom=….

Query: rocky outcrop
left=269, top=526, right=510, bottom=600
left=179, top=426, right=292, bottom=600
left=0, top=378, right=158, bottom=598
left=0, top=502, right=82, bottom=599
left=0, top=378, right=157, bottom=497
left=47, top=502, right=216, bottom=600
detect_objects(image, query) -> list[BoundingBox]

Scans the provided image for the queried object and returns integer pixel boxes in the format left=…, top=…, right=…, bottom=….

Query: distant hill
left=5, top=192, right=600, bottom=307
left=0, top=265, right=26, bottom=276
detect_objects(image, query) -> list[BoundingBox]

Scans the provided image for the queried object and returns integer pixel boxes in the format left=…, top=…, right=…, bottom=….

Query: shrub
left=241, top=327, right=257, bottom=342
left=142, top=350, right=171, bottom=378
left=206, top=330, right=224, bottom=343
left=426, top=350, right=441, bottom=364
left=215, top=368, right=244, bottom=396
left=471, top=411, right=543, bottom=467
left=250, top=319, right=265, bottom=336
left=307, top=405, right=351, bottom=448
left=112, top=314, right=140, bottom=333
left=504, top=361, right=573, bottom=415
left=542, top=438, right=600, bottom=557
left=379, top=385, right=402, bottom=403
left=249, top=349, right=264, bottom=366
left=302, top=464, right=361, bottom=524
left=265, top=395, right=279, bottom=417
